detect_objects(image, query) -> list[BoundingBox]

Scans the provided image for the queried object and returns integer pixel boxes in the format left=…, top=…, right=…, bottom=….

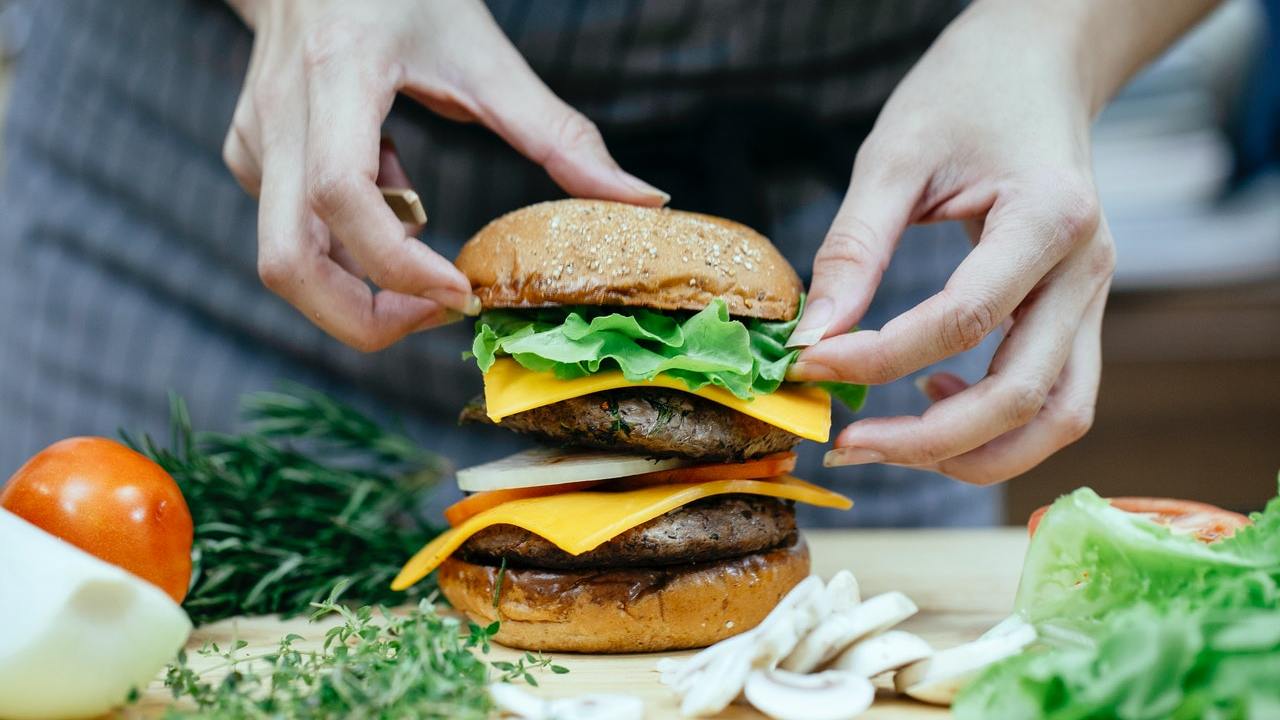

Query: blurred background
left=0, top=1, right=1275, bottom=523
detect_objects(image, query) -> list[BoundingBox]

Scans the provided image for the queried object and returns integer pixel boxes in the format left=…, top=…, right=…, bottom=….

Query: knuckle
left=302, top=24, right=360, bottom=72
left=913, top=434, right=958, bottom=466
left=257, top=252, right=296, bottom=292
left=307, top=172, right=361, bottom=219
left=1000, top=379, right=1049, bottom=428
left=816, top=224, right=887, bottom=277
left=547, top=110, right=603, bottom=163
left=348, top=331, right=391, bottom=354
left=1039, top=174, right=1101, bottom=243
left=941, top=294, right=1000, bottom=352
left=1057, top=403, right=1095, bottom=443
left=862, top=341, right=905, bottom=385
left=1086, top=236, right=1117, bottom=279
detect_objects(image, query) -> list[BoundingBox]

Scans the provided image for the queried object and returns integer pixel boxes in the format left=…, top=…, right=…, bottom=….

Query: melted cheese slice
left=391, top=476, right=851, bottom=591
left=482, top=358, right=831, bottom=442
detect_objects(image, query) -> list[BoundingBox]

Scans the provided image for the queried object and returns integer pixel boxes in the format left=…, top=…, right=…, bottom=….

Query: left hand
left=785, top=1, right=1118, bottom=485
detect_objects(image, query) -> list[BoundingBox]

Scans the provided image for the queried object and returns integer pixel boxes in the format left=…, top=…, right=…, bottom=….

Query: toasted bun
left=437, top=538, right=810, bottom=653
left=456, top=200, right=803, bottom=320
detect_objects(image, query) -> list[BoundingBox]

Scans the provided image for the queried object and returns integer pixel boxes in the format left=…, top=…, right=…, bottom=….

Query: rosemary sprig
left=124, top=385, right=445, bottom=625
left=163, top=583, right=568, bottom=719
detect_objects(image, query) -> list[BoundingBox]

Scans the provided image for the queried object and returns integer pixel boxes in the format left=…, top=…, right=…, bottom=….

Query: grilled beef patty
left=460, top=389, right=801, bottom=461
left=457, top=494, right=796, bottom=570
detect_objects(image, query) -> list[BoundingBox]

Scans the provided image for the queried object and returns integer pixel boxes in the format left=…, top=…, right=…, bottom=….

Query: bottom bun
left=438, top=537, right=810, bottom=653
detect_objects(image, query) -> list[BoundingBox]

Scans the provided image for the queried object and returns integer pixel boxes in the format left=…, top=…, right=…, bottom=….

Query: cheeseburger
left=392, top=200, right=864, bottom=653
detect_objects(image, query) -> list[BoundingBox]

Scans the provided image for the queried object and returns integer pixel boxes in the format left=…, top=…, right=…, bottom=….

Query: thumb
left=463, top=51, right=667, bottom=206
left=786, top=157, right=920, bottom=347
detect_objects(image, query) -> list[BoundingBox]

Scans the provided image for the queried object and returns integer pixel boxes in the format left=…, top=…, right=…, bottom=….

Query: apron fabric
left=0, top=0, right=1002, bottom=526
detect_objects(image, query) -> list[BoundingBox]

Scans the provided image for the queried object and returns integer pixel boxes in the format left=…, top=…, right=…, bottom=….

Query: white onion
left=0, top=509, right=192, bottom=720
left=456, top=447, right=690, bottom=491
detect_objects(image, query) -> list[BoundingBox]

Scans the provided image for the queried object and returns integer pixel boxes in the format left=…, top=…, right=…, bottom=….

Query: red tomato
left=1027, top=496, right=1250, bottom=543
left=1, top=437, right=193, bottom=602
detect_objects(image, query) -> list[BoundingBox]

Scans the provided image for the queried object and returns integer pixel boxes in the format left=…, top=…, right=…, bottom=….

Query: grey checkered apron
left=0, top=0, right=1003, bottom=526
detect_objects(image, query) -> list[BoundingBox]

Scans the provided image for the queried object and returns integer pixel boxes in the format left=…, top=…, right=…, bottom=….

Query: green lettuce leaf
left=469, top=297, right=867, bottom=411
left=954, top=481, right=1280, bottom=719
left=1013, top=488, right=1280, bottom=625
left=956, top=603, right=1280, bottom=720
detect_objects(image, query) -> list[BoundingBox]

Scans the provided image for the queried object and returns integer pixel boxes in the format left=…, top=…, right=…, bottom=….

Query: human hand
left=223, top=0, right=667, bottom=351
left=785, top=1, right=1122, bottom=485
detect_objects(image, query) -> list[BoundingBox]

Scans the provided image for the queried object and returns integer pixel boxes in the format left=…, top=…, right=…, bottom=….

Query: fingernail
left=619, top=171, right=670, bottom=205
left=914, top=375, right=931, bottom=398
left=823, top=447, right=885, bottom=467
left=461, top=294, right=482, bottom=316
left=785, top=360, right=833, bottom=382
left=786, top=297, right=833, bottom=348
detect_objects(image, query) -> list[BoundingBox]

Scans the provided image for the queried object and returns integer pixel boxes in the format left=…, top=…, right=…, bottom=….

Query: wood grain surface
left=125, top=528, right=1029, bottom=719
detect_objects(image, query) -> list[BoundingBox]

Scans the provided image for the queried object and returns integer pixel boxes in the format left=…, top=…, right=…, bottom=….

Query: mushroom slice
left=744, top=668, right=874, bottom=720
left=831, top=629, right=933, bottom=677
left=678, top=650, right=752, bottom=718
left=489, top=684, right=645, bottom=720
left=823, top=570, right=861, bottom=612
left=894, top=621, right=1037, bottom=705
left=780, top=591, right=918, bottom=673
left=489, top=683, right=550, bottom=719
left=546, top=694, right=645, bottom=720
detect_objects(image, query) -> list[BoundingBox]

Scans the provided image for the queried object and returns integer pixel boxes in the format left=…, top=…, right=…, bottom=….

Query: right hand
left=223, top=0, right=667, bottom=351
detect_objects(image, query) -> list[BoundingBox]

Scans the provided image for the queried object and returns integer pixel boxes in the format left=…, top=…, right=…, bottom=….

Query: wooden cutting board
left=126, top=528, right=1029, bottom=719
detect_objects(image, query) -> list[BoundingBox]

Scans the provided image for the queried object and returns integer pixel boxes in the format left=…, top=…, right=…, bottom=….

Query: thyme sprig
left=163, top=583, right=568, bottom=719
left=124, top=385, right=445, bottom=624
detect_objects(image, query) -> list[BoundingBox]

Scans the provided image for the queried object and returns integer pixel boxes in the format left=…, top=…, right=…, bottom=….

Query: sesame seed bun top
left=454, top=199, right=804, bottom=320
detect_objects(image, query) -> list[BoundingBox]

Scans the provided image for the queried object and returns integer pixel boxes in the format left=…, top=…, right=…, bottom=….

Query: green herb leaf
left=163, top=597, right=567, bottom=719
left=123, top=388, right=445, bottom=625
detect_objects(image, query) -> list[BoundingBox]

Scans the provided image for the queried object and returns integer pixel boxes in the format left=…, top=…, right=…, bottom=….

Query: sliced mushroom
left=780, top=591, right=918, bottom=673
left=830, top=630, right=933, bottom=677
left=546, top=694, right=645, bottom=720
left=894, top=621, right=1037, bottom=705
left=489, top=683, right=550, bottom=719
left=678, top=649, right=752, bottom=717
left=743, top=668, right=874, bottom=720
left=823, top=570, right=861, bottom=612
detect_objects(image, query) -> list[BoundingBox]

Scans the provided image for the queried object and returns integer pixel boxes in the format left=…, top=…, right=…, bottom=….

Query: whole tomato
left=1, top=437, right=193, bottom=603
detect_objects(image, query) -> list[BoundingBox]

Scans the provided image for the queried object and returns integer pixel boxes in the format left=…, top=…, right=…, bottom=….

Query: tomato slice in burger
left=1027, top=496, right=1251, bottom=543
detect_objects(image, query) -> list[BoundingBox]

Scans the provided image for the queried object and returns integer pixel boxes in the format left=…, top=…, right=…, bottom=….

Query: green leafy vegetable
left=469, top=297, right=866, bottom=410
left=163, top=583, right=568, bottom=719
left=1014, top=488, right=1280, bottom=625
left=955, top=484, right=1280, bottom=719
left=124, top=386, right=445, bottom=625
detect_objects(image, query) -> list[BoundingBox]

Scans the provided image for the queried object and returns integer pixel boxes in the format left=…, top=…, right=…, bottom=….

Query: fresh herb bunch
left=124, top=385, right=445, bottom=625
left=164, top=583, right=567, bottom=719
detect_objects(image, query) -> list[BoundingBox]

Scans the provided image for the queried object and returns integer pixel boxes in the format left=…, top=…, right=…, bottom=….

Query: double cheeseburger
left=392, top=200, right=863, bottom=653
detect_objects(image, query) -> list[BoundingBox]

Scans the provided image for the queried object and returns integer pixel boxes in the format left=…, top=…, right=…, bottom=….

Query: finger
left=375, top=137, right=427, bottom=236
left=786, top=145, right=922, bottom=348
left=303, top=49, right=478, bottom=315
left=822, top=238, right=1106, bottom=473
left=222, top=126, right=262, bottom=197
left=915, top=371, right=968, bottom=403
left=443, top=31, right=667, bottom=206
left=790, top=180, right=1100, bottom=384
left=928, top=283, right=1107, bottom=484
left=258, top=145, right=458, bottom=351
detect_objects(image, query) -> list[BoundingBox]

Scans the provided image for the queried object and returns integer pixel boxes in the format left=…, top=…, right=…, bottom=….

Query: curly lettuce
left=469, top=297, right=866, bottom=411
left=954, top=483, right=1280, bottom=719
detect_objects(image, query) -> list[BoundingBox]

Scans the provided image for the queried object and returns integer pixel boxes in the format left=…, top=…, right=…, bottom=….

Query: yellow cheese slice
left=482, top=358, right=831, bottom=442
left=391, top=476, right=851, bottom=591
